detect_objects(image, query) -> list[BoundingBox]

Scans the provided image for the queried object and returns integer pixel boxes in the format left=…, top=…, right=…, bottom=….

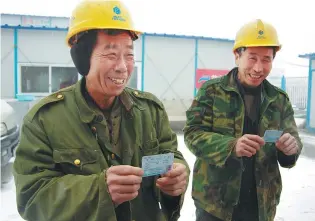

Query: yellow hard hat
left=65, top=0, right=141, bottom=47
left=233, top=19, right=281, bottom=52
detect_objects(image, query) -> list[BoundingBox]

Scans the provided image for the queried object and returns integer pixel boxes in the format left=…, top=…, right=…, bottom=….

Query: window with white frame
left=19, top=64, right=79, bottom=95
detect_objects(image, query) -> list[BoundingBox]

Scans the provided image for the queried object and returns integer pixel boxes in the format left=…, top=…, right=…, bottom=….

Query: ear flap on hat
left=70, top=30, right=97, bottom=76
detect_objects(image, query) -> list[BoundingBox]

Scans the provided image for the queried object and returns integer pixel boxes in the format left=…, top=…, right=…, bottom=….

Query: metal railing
left=268, top=76, right=308, bottom=117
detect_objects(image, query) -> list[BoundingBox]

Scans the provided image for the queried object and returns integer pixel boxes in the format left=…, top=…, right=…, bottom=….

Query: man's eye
left=107, top=54, right=117, bottom=60
left=126, top=54, right=134, bottom=60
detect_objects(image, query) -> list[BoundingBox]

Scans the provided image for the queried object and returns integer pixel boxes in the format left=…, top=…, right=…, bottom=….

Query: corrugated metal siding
left=1, top=29, right=15, bottom=98
left=1, top=14, right=21, bottom=26
left=1, top=14, right=69, bottom=28
left=1, top=14, right=234, bottom=43
left=299, top=53, right=315, bottom=59
left=50, top=17, right=69, bottom=28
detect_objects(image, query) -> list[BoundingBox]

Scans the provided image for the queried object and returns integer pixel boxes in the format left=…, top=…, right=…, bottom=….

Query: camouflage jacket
left=13, top=78, right=190, bottom=221
left=183, top=69, right=303, bottom=221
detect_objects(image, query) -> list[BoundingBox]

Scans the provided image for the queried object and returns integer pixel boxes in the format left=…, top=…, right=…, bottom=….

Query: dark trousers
left=195, top=207, right=259, bottom=221
left=196, top=207, right=222, bottom=221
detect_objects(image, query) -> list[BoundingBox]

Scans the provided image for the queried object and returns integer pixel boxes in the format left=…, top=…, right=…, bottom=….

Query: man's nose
left=253, top=60, right=263, bottom=73
left=114, top=57, right=128, bottom=73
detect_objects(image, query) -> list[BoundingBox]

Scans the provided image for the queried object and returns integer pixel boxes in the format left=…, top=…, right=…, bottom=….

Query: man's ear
left=234, top=51, right=240, bottom=66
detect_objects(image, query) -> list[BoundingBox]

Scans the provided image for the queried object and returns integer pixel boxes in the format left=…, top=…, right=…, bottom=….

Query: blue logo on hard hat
left=112, top=6, right=125, bottom=22
left=113, top=6, right=121, bottom=15
left=258, top=30, right=264, bottom=35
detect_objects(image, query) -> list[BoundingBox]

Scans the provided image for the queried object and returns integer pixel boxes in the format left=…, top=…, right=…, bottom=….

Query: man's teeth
left=249, top=74, right=261, bottom=79
left=109, top=78, right=125, bottom=84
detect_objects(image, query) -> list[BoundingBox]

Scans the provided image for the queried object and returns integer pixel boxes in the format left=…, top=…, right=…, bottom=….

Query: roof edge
left=1, top=12, right=69, bottom=19
left=1, top=13, right=234, bottom=42
left=298, top=53, right=315, bottom=59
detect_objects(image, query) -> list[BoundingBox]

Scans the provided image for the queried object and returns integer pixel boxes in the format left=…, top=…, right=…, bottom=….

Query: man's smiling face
left=235, top=47, right=274, bottom=87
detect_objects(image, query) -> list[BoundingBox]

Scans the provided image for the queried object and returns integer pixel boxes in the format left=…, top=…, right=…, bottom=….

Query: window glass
left=51, top=67, right=78, bottom=92
left=21, top=66, right=49, bottom=93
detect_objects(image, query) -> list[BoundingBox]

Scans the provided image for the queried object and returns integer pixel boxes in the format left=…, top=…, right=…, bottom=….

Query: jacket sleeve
left=183, top=84, right=238, bottom=167
left=13, top=117, right=117, bottom=221
left=156, top=107, right=190, bottom=221
left=277, top=97, right=303, bottom=168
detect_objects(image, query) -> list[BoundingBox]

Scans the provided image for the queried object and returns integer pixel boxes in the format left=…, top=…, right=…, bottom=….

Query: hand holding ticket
left=141, top=153, right=174, bottom=177
left=263, top=130, right=283, bottom=143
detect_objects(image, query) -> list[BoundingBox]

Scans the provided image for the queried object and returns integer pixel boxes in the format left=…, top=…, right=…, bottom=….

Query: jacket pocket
left=53, top=148, right=101, bottom=175
left=141, top=138, right=160, bottom=156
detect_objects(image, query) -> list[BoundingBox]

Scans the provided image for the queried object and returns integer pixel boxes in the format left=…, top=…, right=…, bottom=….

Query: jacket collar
left=74, top=78, right=135, bottom=123
left=220, top=67, right=279, bottom=102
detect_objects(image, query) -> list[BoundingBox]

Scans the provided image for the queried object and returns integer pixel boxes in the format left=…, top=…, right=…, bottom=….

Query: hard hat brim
left=233, top=44, right=282, bottom=52
left=66, top=26, right=142, bottom=47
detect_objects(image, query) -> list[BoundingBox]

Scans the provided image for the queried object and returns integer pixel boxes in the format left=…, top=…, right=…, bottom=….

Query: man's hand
left=276, top=133, right=299, bottom=156
left=106, top=165, right=144, bottom=206
left=156, top=163, right=188, bottom=197
left=235, top=134, right=265, bottom=157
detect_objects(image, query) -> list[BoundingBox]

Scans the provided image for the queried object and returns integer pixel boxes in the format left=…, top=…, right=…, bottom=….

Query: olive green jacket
left=183, top=70, right=303, bottom=221
left=13, top=79, right=190, bottom=221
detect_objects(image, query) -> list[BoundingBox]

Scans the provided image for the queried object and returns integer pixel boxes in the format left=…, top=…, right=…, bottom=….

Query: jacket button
left=74, top=159, right=81, bottom=165
left=134, top=91, right=139, bottom=96
left=57, top=94, right=63, bottom=99
left=91, top=127, right=97, bottom=132
left=111, top=154, right=115, bottom=159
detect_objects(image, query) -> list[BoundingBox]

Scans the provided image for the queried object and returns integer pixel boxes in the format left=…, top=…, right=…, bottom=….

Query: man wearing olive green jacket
left=13, top=1, right=190, bottom=221
left=184, top=19, right=303, bottom=221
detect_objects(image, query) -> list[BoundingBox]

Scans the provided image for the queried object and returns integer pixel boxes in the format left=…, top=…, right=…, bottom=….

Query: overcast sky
left=2, top=0, right=314, bottom=76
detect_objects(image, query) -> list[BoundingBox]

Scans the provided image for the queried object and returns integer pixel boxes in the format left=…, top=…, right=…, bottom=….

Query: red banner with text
left=195, top=69, right=229, bottom=90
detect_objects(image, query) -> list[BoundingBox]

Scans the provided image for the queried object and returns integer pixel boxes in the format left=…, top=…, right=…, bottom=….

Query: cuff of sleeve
left=99, top=170, right=117, bottom=214
left=228, top=138, right=241, bottom=160
left=277, top=150, right=298, bottom=168
left=160, top=192, right=182, bottom=221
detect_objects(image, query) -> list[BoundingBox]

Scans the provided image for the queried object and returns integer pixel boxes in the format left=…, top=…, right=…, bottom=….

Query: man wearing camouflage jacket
left=183, top=19, right=303, bottom=221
